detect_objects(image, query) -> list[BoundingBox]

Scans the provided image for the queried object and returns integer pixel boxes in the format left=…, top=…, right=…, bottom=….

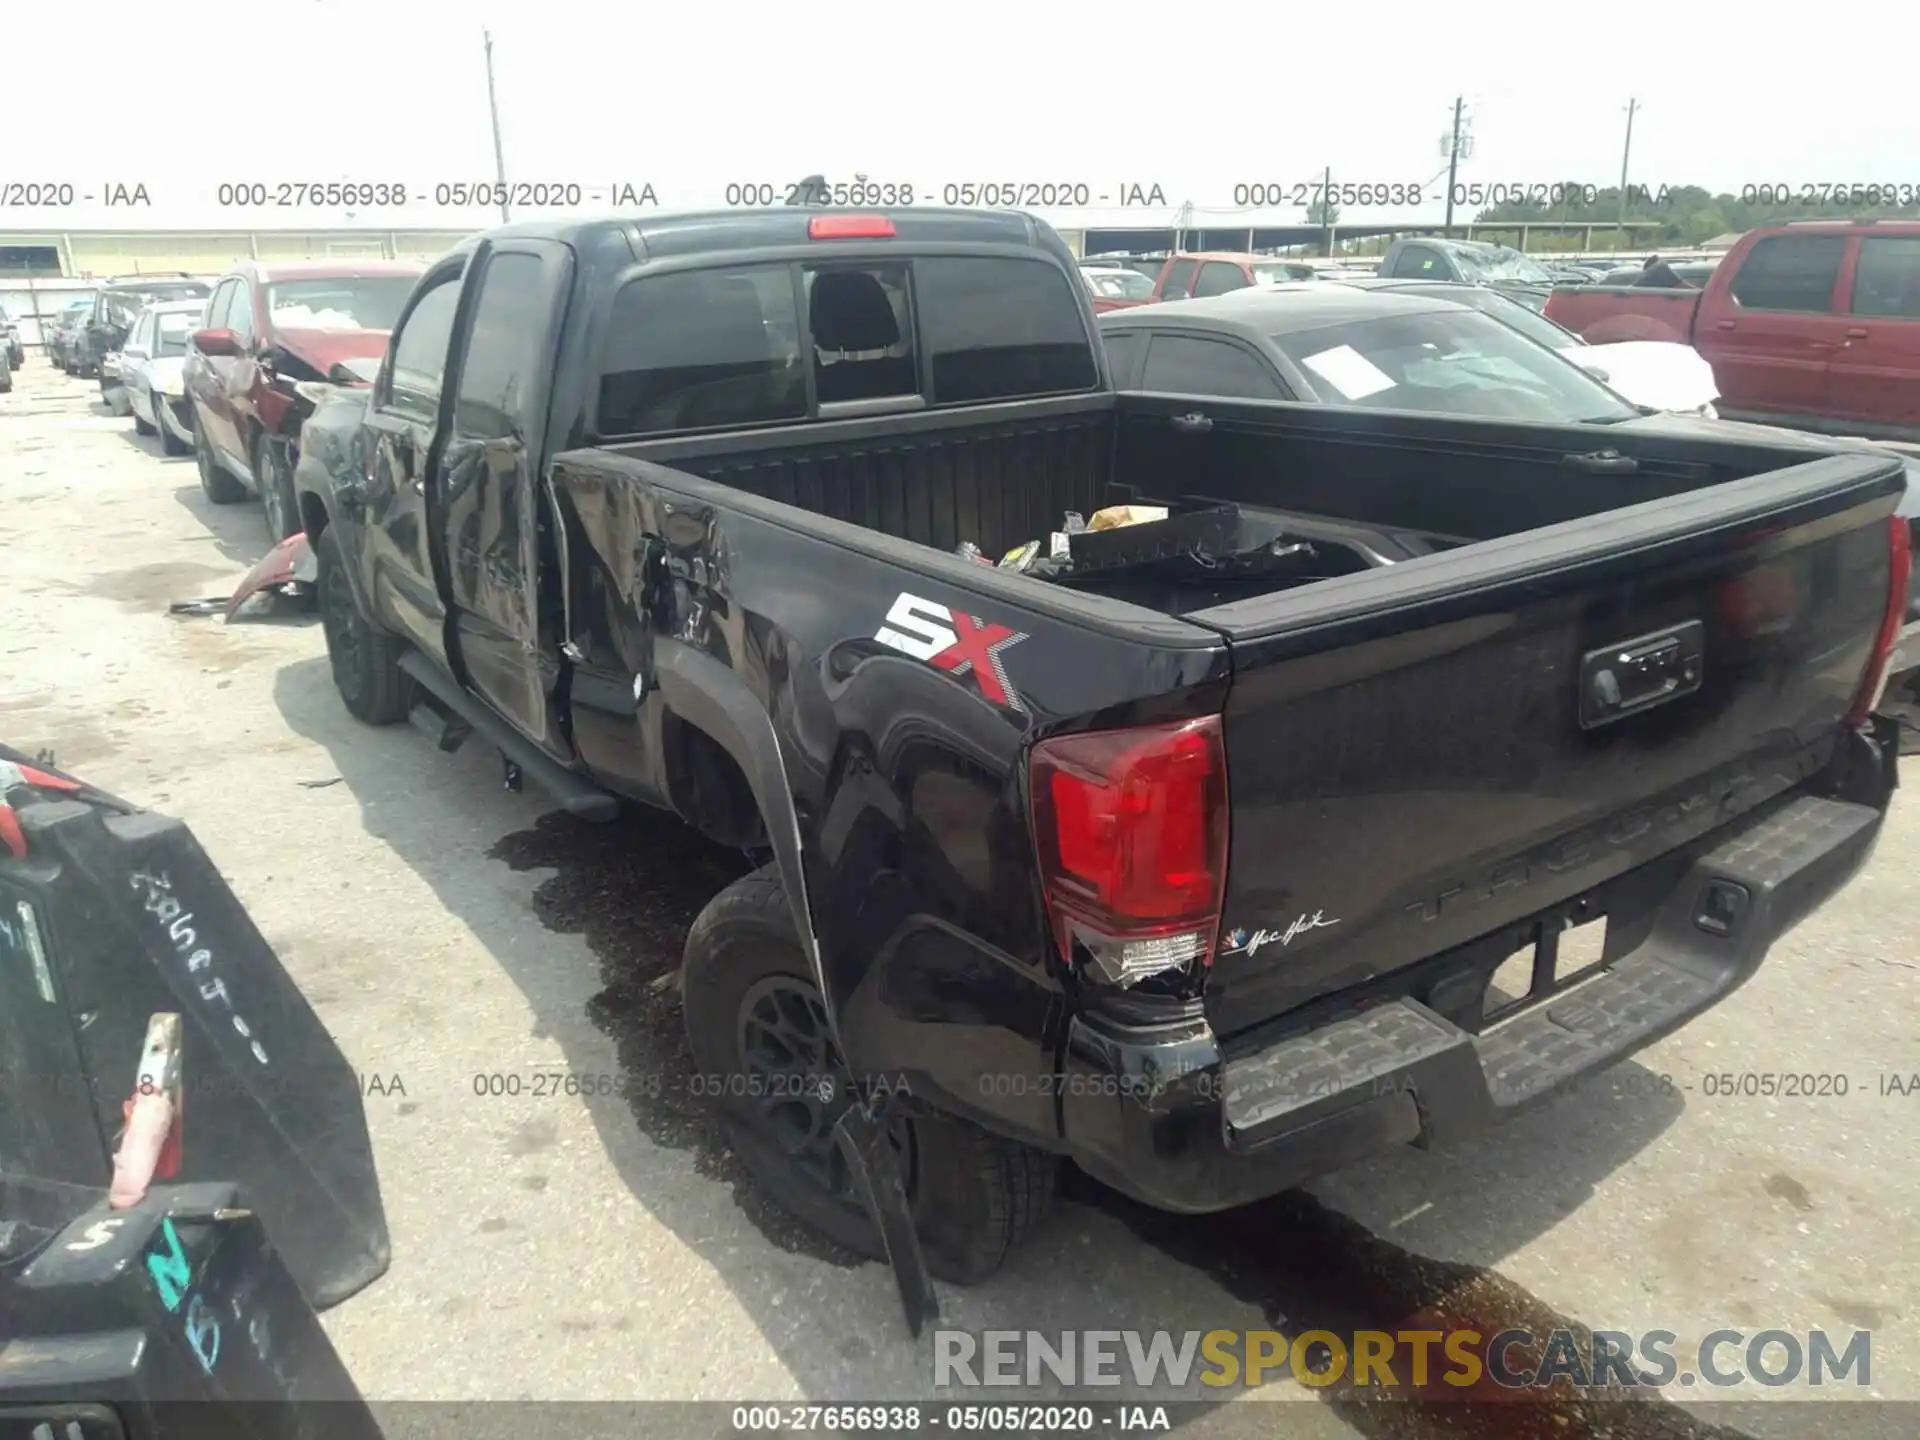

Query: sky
left=5, top=0, right=1919, bottom=232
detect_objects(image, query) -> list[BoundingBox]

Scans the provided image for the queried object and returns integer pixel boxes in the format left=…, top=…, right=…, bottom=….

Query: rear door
left=1706, top=232, right=1848, bottom=418
left=359, top=263, right=464, bottom=666
left=1827, top=232, right=1920, bottom=431
left=435, top=239, right=574, bottom=755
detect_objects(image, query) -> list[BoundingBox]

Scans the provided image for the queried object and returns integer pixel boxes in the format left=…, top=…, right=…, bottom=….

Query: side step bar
left=398, top=652, right=619, bottom=822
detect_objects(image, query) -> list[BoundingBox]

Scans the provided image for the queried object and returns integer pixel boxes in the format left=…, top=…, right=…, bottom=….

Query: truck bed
left=564, top=389, right=1905, bottom=1041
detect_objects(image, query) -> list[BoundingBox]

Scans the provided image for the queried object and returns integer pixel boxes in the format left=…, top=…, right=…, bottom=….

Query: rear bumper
left=1059, top=725, right=1897, bottom=1214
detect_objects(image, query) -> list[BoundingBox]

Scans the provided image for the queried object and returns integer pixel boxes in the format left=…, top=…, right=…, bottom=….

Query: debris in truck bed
left=1088, top=504, right=1169, bottom=531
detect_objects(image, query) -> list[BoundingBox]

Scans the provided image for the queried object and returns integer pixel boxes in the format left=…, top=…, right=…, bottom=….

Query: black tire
left=132, top=396, right=155, bottom=435
left=156, top=393, right=189, bottom=456
left=255, top=431, right=298, bottom=541
left=315, top=525, right=410, bottom=725
left=192, top=410, right=247, bottom=504
left=682, top=866, right=1055, bottom=1283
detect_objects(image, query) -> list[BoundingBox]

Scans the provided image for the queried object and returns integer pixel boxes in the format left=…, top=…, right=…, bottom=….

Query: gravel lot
left=3, top=361, right=1915, bottom=1437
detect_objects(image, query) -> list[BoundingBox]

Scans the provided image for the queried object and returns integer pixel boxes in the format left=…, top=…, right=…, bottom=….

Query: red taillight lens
left=808, top=214, right=897, bottom=240
left=1846, top=515, right=1913, bottom=726
left=1029, top=715, right=1229, bottom=987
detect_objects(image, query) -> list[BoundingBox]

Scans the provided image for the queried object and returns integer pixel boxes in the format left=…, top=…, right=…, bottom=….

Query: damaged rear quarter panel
left=549, top=447, right=1227, bottom=1144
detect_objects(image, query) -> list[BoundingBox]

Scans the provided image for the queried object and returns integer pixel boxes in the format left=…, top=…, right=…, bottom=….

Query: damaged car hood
left=273, top=326, right=392, bottom=375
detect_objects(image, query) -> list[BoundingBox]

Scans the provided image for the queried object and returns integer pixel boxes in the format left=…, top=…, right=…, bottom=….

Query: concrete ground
left=2, top=361, right=1915, bottom=1438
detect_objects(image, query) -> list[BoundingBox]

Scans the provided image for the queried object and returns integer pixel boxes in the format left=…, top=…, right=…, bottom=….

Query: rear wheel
left=315, top=525, right=410, bottom=725
left=255, top=431, right=298, bottom=542
left=132, top=392, right=155, bottom=435
left=193, top=410, right=247, bottom=504
left=682, top=866, right=1056, bottom=1283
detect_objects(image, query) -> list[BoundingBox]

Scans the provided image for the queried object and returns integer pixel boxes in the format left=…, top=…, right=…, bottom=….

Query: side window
left=1729, top=235, right=1844, bottom=313
left=1388, top=245, right=1442, bottom=279
left=597, top=264, right=805, bottom=437
left=1140, top=334, right=1284, bottom=401
left=453, top=252, right=550, bottom=440
left=912, top=256, right=1098, bottom=404
left=223, top=282, right=256, bottom=341
left=1101, top=330, right=1144, bottom=389
left=385, top=277, right=463, bottom=415
left=1850, top=237, right=1920, bottom=319
left=1161, top=259, right=1198, bottom=300
left=1192, top=262, right=1250, bottom=298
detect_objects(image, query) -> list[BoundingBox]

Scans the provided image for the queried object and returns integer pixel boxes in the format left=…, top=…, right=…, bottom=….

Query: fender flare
left=653, top=640, right=826, bottom=1009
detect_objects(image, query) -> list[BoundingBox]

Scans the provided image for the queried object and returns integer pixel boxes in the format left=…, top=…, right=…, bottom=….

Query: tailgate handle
left=1579, top=620, right=1705, bottom=729
left=1845, top=327, right=1869, bottom=339
left=1171, top=411, right=1213, bottom=433
left=1561, top=447, right=1640, bottom=475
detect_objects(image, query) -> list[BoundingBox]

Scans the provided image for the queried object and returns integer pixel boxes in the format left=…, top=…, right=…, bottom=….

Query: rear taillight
left=808, top=214, right=897, bottom=240
left=1028, top=715, right=1229, bottom=988
left=1846, top=515, right=1913, bottom=726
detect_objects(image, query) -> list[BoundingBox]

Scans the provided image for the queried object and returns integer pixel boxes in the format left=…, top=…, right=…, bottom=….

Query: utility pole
left=483, top=29, right=510, bottom=225
left=1617, top=97, right=1639, bottom=245
left=1440, top=97, right=1470, bottom=237
left=1319, top=165, right=1334, bottom=257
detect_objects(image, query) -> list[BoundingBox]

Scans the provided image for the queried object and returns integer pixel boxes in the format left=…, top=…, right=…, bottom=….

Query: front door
left=434, top=241, right=574, bottom=755
left=358, top=267, right=464, bottom=667
left=1708, top=231, right=1849, bottom=419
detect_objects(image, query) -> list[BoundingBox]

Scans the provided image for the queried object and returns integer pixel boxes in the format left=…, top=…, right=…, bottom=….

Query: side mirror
left=1578, top=361, right=1612, bottom=383
left=192, top=327, right=241, bottom=358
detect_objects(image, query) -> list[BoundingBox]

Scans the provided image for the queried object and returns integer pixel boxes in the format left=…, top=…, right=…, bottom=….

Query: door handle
left=1845, top=327, right=1869, bottom=339
left=1714, top=319, right=1736, bottom=330
left=1171, top=412, right=1213, bottom=433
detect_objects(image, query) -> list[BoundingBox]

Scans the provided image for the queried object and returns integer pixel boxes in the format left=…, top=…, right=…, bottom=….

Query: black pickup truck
left=292, top=205, right=1909, bottom=1292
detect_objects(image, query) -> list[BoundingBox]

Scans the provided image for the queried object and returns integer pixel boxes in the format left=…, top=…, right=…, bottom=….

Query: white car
left=1373, top=279, right=1719, bottom=415
left=119, top=300, right=205, bottom=455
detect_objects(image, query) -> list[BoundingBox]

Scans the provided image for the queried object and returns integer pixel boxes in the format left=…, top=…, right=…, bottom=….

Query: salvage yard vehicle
left=1378, top=236, right=1555, bottom=311
left=186, top=259, right=424, bottom=541
left=1547, top=220, right=1920, bottom=441
left=119, top=299, right=204, bottom=455
left=294, top=204, right=1909, bottom=1298
left=76, top=275, right=211, bottom=381
left=0, top=306, right=23, bottom=368
left=1080, top=265, right=1157, bottom=313
left=46, top=299, right=97, bottom=371
left=1151, top=251, right=1320, bottom=303
left=1098, top=284, right=1722, bottom=418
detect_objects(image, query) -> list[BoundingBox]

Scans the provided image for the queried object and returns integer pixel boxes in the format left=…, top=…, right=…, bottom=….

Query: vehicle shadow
left=169, top=481, right=272, bottom=570
left=269, top=654, right=1744, bottom=1438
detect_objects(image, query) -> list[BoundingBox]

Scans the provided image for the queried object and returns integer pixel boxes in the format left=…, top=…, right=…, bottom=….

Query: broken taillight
left=1028, top=715, right=1229, bottom=988
left=1846, top=515, right=1913, bottom=727
left=808, top=214, right=897, bottom=239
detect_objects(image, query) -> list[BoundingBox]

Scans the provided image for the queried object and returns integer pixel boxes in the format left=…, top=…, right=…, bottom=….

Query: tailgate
left=1544, top=285, right=1701, bottom=344
left=1192, top=451, right=1904, bottom=1038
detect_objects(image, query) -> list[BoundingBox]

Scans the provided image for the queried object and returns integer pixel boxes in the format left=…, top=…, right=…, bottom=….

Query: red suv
left=185, top=259, right=424, bottom=540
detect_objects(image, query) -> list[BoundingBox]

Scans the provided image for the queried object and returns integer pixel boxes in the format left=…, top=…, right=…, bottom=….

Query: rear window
left=155, top=311, right=195, bottom=357
left=596, top=254, right=1094, bottom=437
left=267, top=277, right=415, bottom=332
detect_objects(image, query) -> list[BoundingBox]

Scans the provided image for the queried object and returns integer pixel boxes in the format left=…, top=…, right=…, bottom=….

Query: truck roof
left=447, top=207, right=1060, bottom=262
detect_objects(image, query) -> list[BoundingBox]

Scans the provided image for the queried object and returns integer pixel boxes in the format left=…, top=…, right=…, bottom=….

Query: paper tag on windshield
left=1301, top=345, right=1396, bottom=401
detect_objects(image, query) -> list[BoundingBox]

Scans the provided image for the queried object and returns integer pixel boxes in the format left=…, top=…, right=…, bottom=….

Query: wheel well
left=663, top=712, right=767, bottom=851
left=298, top=491, right=330, bottom=541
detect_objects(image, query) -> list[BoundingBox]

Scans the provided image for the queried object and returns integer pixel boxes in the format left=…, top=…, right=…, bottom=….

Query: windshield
left=1443, top=286, right=1586, bottom=349
left=1273, top=307, right=1637, bottom=423
left=1251, top=263, right=1316, bottom=286
left=1085, top=270, right=1155, bottom=300
left=155, top=311, right=195, bottom=357
left=267, top=277, right=416, bottom=332
left=1455, top=246, right=1552, bottom=284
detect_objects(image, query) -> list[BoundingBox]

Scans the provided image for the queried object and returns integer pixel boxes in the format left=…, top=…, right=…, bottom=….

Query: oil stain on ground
left=488, top=809, right=867, bottom=1268
left=490, top=810, right=1766, bottom=1440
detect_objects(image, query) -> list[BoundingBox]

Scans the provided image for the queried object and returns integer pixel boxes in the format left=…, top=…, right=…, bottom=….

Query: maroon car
left=184, top=259, right=425, bottom=540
